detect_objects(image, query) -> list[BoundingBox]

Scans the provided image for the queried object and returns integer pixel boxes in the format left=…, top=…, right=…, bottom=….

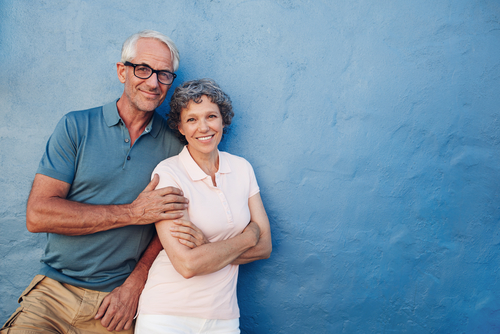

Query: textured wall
left=1, top=1, right=500, bottom=333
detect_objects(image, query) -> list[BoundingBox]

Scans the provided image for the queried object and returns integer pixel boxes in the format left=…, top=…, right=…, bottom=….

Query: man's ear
left=117, top=62, right=126, bottom=84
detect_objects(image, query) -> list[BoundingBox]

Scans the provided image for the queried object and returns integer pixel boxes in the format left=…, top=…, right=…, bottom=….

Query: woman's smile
left=178, top=95, right=224, bottom=164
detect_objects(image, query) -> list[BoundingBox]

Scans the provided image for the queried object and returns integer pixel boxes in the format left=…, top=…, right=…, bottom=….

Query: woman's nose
left=199, top=119, right=209, bottom=132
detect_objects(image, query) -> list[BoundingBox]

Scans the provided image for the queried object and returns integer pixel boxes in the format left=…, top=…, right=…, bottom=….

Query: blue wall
left=1, top=1, right=500, bottom=333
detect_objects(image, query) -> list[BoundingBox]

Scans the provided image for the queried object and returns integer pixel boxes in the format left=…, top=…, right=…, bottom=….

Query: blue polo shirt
left=36, top=100, right=183, bottom=292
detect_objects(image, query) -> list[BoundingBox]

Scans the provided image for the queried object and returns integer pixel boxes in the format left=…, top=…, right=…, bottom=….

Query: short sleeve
left=36, top=114, right=78, bottom=184
left=151, top=160, right=182, bottom=191
left=246, top=160, right=260, bottom=198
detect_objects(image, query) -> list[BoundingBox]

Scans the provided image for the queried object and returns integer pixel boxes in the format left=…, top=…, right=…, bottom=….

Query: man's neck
left=116, top=96, right=154, bottom=147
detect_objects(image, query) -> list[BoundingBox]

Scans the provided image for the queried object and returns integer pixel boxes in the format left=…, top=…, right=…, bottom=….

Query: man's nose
left=144, top=73, right=160, bottom=89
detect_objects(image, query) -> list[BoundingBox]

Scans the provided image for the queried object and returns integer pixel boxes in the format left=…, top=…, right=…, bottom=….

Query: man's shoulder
left=151, top=112, right=183, bottom=151
left=61, top=104, right=105, bottom=122
left=57, top=100, right=121, bottom=131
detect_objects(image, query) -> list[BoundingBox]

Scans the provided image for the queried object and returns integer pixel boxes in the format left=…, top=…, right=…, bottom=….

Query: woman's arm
left=156, top=213, right=261, bottom=279
left=231, top=192, right=272, bottom=265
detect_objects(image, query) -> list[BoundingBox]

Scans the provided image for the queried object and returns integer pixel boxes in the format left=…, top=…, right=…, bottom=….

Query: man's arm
left=26, top=173, right=187, bottom=235
left=26, top=173, right=209, bottom=332
left=94, top=220, right=208, bottom=332
left=94, top=234, right=162, bottom=331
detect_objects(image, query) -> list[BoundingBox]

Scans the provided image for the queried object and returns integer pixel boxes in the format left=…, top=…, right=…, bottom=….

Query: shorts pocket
left=18, top=275, right=46, bottom=303
left=1, top=306, right=23, bottom=330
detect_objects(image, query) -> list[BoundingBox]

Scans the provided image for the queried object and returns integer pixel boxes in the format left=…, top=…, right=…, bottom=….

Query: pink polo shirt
left=138, top=146, right=260, bottom=319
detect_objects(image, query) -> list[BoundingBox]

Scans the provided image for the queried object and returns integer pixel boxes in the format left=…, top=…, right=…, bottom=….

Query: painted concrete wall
left=1, top=1, right=499, bottom=333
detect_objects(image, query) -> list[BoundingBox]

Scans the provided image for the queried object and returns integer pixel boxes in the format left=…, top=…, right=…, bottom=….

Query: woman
left=136, top=79, right=272, bottom=333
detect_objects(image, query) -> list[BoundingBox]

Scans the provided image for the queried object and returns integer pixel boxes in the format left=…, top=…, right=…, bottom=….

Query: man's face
left=118, top=38, right=173, bottom=114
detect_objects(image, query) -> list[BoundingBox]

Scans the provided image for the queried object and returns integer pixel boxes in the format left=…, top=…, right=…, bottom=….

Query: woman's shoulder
left=153, top=154, right=183, bottom=174
left=219, top=151, right=254, bottom=171
left=220, top=150, right=249, bottom=162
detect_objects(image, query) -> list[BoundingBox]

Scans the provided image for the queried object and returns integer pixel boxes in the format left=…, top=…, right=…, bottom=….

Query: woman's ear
left=178, top=123, right=185, bottom=136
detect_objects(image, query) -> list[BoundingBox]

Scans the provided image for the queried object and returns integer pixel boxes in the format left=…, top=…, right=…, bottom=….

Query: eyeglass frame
left=123, top=61, right=177, bottom=85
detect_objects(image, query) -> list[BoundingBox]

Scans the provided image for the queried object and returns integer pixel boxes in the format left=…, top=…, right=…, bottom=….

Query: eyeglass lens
left=134, top=65, right=174, bottom=85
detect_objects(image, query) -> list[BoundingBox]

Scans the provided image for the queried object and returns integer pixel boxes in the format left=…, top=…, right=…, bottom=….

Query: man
left=1, top=30, right=206, bottom=333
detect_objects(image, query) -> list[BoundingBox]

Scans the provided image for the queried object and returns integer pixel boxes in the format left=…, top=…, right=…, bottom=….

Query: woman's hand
left=169, top=219, right=209, bottom=248
left=241, top=221, right=261, bottom=244
left=156, top=215, right=260, bottom=278
left=231, top=193, right=272, bottom=265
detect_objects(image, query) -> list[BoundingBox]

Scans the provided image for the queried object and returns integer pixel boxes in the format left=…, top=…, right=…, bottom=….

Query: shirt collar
left=179, top=146, right=231, bottom=182
left=102, top=99, right=161, bottom=138
left=103, top=99, right=121, bottom=127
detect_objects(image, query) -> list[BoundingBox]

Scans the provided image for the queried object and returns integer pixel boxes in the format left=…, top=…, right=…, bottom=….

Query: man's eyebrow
left=137, top=62, right=173, bottom=72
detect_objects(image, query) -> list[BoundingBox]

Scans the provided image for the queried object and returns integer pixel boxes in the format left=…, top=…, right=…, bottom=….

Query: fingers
left=106, top=313, right=129, bottom=332
left=142, top=175, right=186, bottom=199
left=243, top=221, right=261, bottom=240
left=160, top=210, right=184, bottom=221
left=94, top=296, right=110, bottom=320
left=172, top=218, right=198, bottom=229
left=177, top=238, right=197, bottom=249
left=170, top=219, right=208, bottom=247
left=160, top=194, right=189, bottom=206
left=155, top=186, right=185, bottom=198
left=144, top=174, right=160, bottom=192
left=171, top=231, right=199, bottom=248
left=95, top=292, right=132, bottom=332
left=99, top=304, right=132, bottom=332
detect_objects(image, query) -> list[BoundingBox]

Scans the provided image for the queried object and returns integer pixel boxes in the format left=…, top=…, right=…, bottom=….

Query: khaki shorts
left=1, top=275, right=134, bottom=334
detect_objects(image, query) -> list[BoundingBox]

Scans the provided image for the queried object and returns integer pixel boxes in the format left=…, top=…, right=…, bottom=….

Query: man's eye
left=158, top=72, right=172, bottom=80
left=136, top=66, right=151, bottom=74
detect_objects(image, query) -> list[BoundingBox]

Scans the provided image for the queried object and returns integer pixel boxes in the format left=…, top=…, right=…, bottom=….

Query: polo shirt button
left=125, top=138, right=129, bottom=143
left=127, top=156, right=131, bottom=160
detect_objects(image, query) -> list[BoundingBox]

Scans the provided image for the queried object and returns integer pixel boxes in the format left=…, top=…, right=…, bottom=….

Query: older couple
left=1, top=31, right=271, bottom=334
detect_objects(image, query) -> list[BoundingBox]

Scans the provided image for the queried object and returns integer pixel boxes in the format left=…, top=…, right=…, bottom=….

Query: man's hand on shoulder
left=129, top=174, right=188, bottom=225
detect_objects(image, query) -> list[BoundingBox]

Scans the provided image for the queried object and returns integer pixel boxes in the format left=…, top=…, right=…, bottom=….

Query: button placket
left=120, top=121, right=132, bottom=169
left=216, top=188, right=233, bottom=225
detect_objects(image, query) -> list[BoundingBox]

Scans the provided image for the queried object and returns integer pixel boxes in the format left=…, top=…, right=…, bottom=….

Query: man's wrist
left=111, top=203, right=137, bottom=227
left=123, top=262, right=148, bottom=291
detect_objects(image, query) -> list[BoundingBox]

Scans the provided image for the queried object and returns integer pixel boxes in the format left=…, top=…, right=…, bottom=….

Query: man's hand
left=94, top=278, right=143, bottom=332
left=170, top=219, right=210, bottom=248
left=129, top=174, right=188, bottom=225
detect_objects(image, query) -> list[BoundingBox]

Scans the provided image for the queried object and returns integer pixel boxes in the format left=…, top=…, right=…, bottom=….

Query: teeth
left=198, top=135, right=213, bottom=141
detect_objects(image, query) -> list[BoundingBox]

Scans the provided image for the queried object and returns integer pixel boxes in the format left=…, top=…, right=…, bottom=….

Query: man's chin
left=136, top=100, right=163, bottom=113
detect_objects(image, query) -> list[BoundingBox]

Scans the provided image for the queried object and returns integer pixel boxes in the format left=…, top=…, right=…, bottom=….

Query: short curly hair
left=168, top=78, right=234, bottom=144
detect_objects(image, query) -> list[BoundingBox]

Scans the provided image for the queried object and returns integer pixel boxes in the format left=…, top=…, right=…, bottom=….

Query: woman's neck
left=186, top=145, right=219, bottom=179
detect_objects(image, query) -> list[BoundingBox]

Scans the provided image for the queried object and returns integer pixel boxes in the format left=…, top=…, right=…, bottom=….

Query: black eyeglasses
left=124, top=61, right=176, bottom=85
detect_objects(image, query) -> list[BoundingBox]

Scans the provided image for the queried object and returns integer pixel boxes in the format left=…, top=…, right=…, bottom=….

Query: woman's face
left=178, top=95, right=224, bottom=157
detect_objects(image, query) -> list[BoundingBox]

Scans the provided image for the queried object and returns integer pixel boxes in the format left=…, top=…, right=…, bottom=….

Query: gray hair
left=121, top=30, right=180, bottom=71
left=168, top=78, right=234, bottom=144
